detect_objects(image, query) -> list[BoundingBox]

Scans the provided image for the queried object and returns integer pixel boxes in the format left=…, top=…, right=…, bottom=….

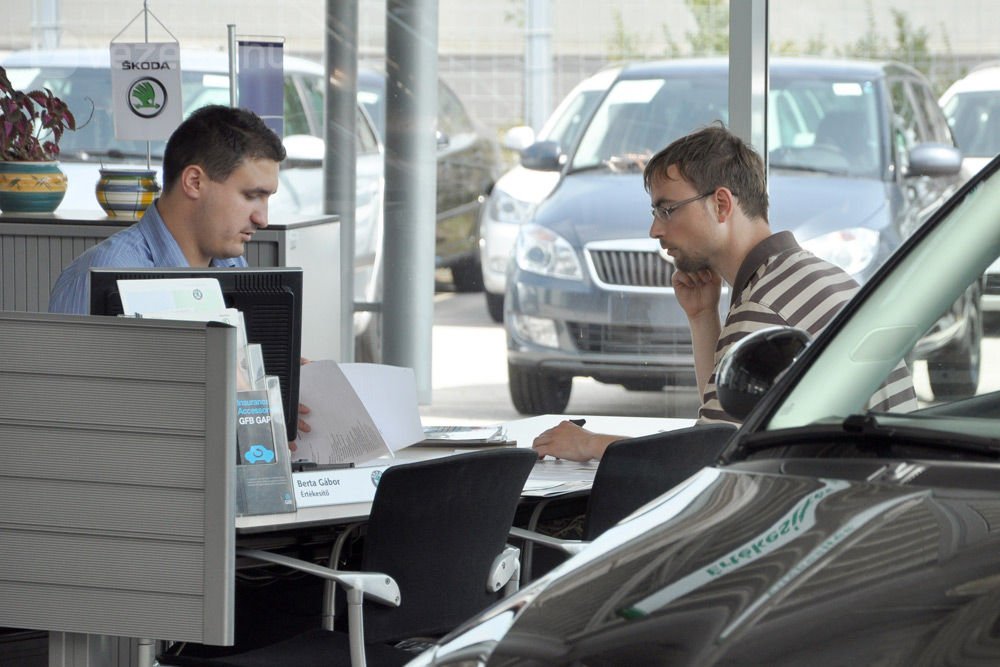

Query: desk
left=236, top=415, right=694, bottom=534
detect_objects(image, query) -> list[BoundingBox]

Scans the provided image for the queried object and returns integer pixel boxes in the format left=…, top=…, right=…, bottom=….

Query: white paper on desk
left=339, top=363, right=426, bottom=452
left=295, top=360, right=392, bottom=465
left=118, top=278, right=227, bottom=318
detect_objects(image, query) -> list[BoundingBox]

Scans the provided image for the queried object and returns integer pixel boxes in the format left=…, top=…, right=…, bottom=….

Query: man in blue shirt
left=48, top=105, right=286, bottom=315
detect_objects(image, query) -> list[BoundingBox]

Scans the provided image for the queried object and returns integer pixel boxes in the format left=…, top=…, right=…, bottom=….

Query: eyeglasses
left=650, top=191, right=713, bottom=222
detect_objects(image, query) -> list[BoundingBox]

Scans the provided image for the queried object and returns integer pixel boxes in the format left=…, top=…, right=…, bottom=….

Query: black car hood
left=534, top=169, right=891, bottom=246
left=430, top=466, right=1000, bottom=666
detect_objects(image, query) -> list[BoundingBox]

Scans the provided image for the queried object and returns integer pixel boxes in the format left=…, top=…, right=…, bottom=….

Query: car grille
left=588, top=248, right=673, bottom=288
left=568, top=322, right=692, bottom=355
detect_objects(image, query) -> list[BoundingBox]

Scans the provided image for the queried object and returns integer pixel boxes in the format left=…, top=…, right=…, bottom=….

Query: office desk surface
left=236, top=414, right=695, bottom=534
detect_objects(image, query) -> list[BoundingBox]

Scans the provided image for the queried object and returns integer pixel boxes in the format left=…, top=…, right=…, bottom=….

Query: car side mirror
left=282, top=134, right=324, bottom=167
left=906, top=143, right=963, bottom=178
left=520, top=140, right=564, bottom=171
left=503, top=125, right=536, bottom=152
left=716, top=326, right=812, bottom=421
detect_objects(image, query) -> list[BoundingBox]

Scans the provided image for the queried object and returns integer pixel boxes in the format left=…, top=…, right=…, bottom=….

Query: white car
left=939, top=61, right=1000, bottom=175
left=479, top=66, right=618, bottom=322
left=940, top=62, right=1000, bottom=315
left=1, top=48, right=385, bottom=356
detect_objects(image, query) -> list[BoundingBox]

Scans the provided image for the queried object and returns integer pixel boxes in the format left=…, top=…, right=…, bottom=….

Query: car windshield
left=942, top=91, right=1000, bottom=159
left=569, top=68, right=882, bottom=179
left=750, top=157, right=1000, bottom=447
left=7, top=65, right=234, bottom=161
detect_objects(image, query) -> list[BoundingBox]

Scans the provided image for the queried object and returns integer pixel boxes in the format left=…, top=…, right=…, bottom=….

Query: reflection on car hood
left=534, top=171, right=651, bottom=243
left=428, top=466, right=1000, bottom=665
left=532, top=170, right=891, bottom=248
left=769, top=173, right=890, bottom=239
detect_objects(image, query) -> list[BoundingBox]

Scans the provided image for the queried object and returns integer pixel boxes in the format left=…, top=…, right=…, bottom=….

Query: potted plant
left=0, top=65, right=77, bottom=213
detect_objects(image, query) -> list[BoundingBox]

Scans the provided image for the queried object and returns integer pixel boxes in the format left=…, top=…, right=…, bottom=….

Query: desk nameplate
left=292, top=464, right=391, bottom=508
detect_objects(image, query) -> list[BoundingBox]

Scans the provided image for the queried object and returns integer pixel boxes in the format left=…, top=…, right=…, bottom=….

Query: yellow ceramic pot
left=0, top=161, right=68, bottom=214
left=95, top=168, right=161, bottom=219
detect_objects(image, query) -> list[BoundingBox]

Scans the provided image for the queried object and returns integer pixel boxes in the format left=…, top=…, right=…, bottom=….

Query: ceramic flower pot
left=95, top=168, right=161, bottom=219
left=0, top=161, right=68, bottom=214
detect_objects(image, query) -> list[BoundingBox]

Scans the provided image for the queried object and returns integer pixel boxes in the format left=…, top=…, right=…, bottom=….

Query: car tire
left=451, top=257, right=485, bottom=293
left=508, top=363, right=572, bottom=414
left=485, top=291, right=504, bottom=323
left=622, top=377, right=666, bottom=392
left=927, top=289, right=982, bottom=401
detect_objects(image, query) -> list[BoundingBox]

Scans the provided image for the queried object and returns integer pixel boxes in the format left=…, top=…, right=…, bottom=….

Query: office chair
left=161, top=447, right=538, bottom=667
left=511, top=423, right=737, bottom=574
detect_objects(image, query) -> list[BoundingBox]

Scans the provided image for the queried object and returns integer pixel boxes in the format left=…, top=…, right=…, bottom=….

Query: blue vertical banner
left=238, top=39, right=285, bottom=137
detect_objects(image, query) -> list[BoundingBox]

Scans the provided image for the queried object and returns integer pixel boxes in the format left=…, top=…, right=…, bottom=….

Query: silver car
left=479, top=66, right=618, bottom=322
left=1, top=48, right=385, bottom=354
left=506, top=57, right=970, bottom=414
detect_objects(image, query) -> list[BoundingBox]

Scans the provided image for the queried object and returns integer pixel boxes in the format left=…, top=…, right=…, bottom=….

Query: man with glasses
left=533, top=123, right=916, bottom=461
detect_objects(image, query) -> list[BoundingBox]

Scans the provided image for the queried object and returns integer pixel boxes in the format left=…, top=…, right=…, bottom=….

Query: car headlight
left=515, top=223, right=583, bottom=280
left=800, top=228, right=879, bottom=278
left=487, top=189, right=535, bottom=225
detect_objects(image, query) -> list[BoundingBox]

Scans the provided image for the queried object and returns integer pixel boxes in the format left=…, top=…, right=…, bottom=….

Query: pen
left=569, top=418, right=586, bottom=427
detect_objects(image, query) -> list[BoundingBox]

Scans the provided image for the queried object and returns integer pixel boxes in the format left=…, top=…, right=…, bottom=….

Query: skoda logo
left=191, top=288, right=204, bottom=301
left=127, top=77, right=168, bottom=118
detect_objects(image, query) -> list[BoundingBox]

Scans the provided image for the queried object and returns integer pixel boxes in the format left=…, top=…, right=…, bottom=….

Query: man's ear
left=178, top=165, right=206, bottom=200
left=712, top=186, right=736, bottom=223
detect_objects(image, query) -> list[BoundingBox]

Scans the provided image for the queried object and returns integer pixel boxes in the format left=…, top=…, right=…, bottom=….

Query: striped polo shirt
left=698, top=231, right=917, bottom=424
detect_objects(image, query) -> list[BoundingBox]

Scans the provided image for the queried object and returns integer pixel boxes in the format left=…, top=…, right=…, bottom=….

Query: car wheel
left=508, top=363, right=572, bottom=414
left=927, top=290, right=982, bottom=401
left=451, top=257, right=485, bottom=293
left=485, top=291, right=504, bottom=323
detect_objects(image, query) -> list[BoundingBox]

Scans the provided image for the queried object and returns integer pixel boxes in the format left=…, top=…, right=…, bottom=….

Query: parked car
left=939, top=61, right=1000, bottom=175
left=0, top=48, right=386, bottom=356
left=940, top=62, right=1000, bottom=320
left=479, top=66, right=618, bottom=322
left=413, top=153, right=1000, bottom=666
left=505, top=57, right=971, bottom=414
left=357, top=67, right=503, bottom=292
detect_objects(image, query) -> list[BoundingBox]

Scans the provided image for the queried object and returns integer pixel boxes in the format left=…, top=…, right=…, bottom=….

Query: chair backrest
left=0, top=312, right=237, bottom=649
left=582, top=423, right=736, bottom=540
left=359, top=448, right=537, bottom=643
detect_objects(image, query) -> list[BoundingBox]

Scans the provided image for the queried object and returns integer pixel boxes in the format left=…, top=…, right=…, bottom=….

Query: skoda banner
left=110, top=42, right=182, bottom=140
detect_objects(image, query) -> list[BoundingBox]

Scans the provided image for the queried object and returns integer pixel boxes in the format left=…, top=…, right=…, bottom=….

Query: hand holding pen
left=531, top=417, right=612, bottom=462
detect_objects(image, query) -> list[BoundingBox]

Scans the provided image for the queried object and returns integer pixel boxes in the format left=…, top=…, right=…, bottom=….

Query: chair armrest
left=509, top=526, right=591, bottom=557
left=488, top=545, right=521, bottom=594
left=236, top=547, right=401, bottom=607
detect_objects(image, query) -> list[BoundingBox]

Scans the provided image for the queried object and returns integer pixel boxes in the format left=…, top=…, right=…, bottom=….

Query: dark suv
left=358, top=68, right=503, bottom=291
left=505, top=57, right=972, bottom=414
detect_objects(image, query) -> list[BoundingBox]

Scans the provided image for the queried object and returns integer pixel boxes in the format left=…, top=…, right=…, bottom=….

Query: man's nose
left=252, top=204, right=269, bottom=229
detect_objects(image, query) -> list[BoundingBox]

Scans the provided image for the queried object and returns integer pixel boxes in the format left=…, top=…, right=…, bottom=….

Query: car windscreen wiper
left=769, top=162, right=849, bottom=176
left=734, top=413, right=1000, bottom=460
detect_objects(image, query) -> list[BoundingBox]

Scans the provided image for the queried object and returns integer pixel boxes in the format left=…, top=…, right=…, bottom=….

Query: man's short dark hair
left=161, top=105, right=286, bottom=193
left=643, top=123, right=768, bottom=221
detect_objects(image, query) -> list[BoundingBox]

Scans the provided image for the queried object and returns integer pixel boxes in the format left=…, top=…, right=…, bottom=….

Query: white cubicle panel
left=0, top=312, right=238, bottom=664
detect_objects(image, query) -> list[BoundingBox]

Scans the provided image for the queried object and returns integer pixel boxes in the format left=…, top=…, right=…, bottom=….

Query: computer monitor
left=89, top=267, right=303, bottom=442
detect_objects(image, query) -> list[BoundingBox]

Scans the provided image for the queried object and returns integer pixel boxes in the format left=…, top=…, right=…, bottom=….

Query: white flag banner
left=109, top=42, right=183, bottom=140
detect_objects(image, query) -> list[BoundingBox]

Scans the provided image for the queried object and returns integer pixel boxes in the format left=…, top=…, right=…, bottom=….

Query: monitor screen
left=88, top=267, right=303, bottom=442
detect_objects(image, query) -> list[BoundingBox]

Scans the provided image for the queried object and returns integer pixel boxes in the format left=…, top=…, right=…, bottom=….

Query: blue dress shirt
left=47, top=201, right=248, bottom=315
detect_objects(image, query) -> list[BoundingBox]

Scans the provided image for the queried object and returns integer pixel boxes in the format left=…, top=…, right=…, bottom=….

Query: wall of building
left=3, top=0, right=997, bottom=135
